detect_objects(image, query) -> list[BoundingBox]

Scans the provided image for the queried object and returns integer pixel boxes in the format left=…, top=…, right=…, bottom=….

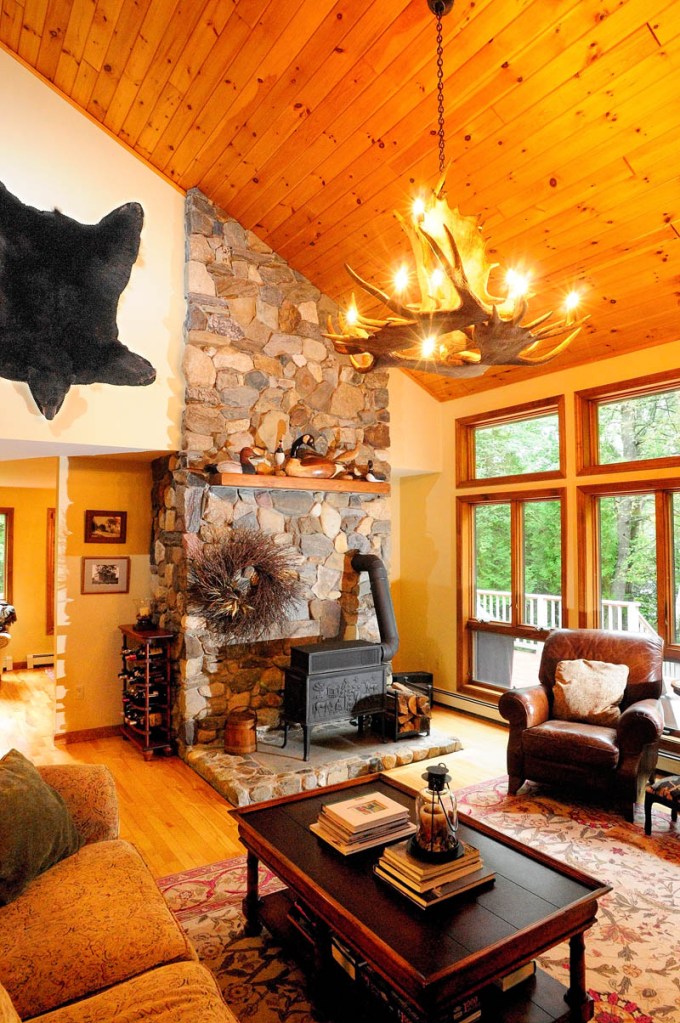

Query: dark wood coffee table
left=231, top=775, right=610, bottom=1023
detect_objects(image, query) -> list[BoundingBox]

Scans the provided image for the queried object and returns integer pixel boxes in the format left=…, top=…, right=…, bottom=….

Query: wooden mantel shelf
left=207, top=472, right=390, bottom=495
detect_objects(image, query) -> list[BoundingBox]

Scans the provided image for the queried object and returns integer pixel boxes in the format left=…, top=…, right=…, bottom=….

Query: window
left=0, top=509, right=14, bottom=602
left=459, top=490, right=566, bottom=695
left=579, top=480, right=680, bottom=679
left=456, top=397, right=564, bottom=486
left=577, top=369, right=680, bottom=474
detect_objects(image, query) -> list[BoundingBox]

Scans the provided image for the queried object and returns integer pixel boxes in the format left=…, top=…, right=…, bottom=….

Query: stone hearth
left=184, top=727, right=462, bottom=806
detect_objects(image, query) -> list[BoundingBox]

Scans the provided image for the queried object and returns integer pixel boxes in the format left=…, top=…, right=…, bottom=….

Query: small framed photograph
left=84, top=510, right=127, bottom=544
left=81, top=557, right=130, bottom=594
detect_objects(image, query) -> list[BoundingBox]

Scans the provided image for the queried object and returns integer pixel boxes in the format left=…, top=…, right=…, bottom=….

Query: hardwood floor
left=0, top=668, right=508, bottom=878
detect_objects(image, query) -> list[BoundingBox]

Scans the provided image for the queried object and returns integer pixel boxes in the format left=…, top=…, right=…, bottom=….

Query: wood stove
left=282, top=640, right=385, bottom=760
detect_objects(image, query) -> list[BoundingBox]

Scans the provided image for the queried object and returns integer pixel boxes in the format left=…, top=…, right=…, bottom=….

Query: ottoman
left=644, top=774, right=680, bottom=835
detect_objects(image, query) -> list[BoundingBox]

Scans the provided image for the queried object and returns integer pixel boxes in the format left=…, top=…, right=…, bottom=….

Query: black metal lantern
left=408, top=763, right=461, bottom=862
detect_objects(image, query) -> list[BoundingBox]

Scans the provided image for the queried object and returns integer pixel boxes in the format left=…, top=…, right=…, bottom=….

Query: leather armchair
left=498, top=629, right=665, bottom=821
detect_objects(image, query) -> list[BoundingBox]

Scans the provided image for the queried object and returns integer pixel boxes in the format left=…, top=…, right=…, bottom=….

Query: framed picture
left=81, top=556, right=130, bottom=594
left=84, top=510, right=127, bottom=544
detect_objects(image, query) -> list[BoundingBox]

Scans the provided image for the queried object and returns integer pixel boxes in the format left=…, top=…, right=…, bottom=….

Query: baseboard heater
left=27, top=652, right=54, bottom=669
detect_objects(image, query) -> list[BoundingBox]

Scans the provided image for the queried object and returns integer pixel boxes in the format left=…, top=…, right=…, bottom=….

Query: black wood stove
left=281, top=553, right=399, bottom=761
left=282, top=639, right=385, bottom=760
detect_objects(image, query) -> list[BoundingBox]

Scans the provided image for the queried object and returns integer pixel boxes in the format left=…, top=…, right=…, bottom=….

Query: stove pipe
left=351, top=553, right=399, bottom=662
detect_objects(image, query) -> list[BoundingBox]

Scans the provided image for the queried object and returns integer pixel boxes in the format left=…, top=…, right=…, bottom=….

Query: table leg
left=242, top=851, right=262, bottom=935
left=303, top=725, right=311, bottom=761
left=565, top=932, right=594, bottom=1021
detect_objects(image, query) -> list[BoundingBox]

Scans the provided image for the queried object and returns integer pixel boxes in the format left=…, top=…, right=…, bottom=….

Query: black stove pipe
left=351, top=553, right=399, bottom=662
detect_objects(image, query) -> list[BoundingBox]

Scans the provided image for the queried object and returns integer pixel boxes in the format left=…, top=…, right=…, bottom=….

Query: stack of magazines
left=309, top=791, right=416, bottom=855
left=374, top=838, right=495, bottom=908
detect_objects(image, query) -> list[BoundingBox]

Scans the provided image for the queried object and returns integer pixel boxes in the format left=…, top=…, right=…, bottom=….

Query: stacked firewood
left=389, top=680, right=430, bottom=734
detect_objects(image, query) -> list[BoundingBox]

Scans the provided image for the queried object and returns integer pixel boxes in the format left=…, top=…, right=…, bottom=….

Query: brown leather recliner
left=498, top=628, right=665, bottom=821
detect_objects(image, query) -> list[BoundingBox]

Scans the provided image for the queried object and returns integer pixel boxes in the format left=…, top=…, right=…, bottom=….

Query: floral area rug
left=158, top=777, right=680, bottom=1023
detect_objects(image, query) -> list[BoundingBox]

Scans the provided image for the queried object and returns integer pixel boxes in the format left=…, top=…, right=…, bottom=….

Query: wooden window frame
left=455, top=395, right=566, bottom=488
left=576, top=368, right=680, bottom=476
left=46, top=508, right=55, bottom=636
left=457, top=488, right=567, bottom=702
left=0, top=508, right=14, bottom=603
left=577, top=479, right=680, bottom=656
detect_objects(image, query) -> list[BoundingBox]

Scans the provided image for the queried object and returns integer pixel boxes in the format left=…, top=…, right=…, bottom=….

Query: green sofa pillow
left=0, top=749, right=82, bottom=905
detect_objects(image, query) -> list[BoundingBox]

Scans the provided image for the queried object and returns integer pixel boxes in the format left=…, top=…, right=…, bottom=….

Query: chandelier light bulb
left=505, top=268, right=531, bottom=300
left=345, top=304, right=359, bottom=326
left=421, top=335, right=437, bottom=358
left=394, top=264, right=410, bottom=293
left=564, top=290, right=581, bottom=312
left=430, top=267, right=445, bottom=291
left=412, top=196, right=426, bottom=221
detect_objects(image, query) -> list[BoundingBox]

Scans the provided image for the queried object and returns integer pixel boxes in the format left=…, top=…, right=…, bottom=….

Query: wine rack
left=119, top=624, right=174, bottom=760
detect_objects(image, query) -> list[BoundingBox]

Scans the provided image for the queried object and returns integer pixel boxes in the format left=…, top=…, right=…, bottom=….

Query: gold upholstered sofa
left=0, top=760, right=237, bottom=1023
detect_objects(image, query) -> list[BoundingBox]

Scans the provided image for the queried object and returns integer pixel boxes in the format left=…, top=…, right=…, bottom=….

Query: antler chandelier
left=324, top=0, right=586, bottom=378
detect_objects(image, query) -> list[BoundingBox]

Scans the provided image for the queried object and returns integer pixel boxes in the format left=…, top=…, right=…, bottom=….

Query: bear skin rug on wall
left=0, top=182, right=156, bottom=420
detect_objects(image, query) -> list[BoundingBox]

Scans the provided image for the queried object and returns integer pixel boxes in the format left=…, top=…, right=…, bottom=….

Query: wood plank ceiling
left=2, top=0, right=679, bottom=402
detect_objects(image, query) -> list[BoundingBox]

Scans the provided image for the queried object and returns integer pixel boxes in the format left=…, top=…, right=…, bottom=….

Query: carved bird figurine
left=240, top=446, right=273, bottom=475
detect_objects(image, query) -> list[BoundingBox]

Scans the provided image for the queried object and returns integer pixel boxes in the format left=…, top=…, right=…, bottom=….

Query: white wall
left=0, top=50, right=185, bottom=455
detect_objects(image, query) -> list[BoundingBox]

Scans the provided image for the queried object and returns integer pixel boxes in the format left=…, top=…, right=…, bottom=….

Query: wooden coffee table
left=231, top=775, right=610, bottom=1023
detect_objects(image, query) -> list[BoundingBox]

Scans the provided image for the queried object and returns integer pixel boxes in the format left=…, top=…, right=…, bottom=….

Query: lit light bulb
left=430, top=267, right=445, bottom=291
left=421, top=335, right=437, bottom=358
left=505, top=268, right=531, bottom=300
left=393, top=264, right=410, bottom=293
left=564, top=290, right=581, bottom=312
left=345, top=304, right=359, bottom=326
left=412, top=196, right=426, bottom=221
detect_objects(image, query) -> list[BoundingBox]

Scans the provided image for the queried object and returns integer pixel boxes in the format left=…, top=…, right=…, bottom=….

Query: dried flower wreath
left=187, top=527, right=302, bottom=642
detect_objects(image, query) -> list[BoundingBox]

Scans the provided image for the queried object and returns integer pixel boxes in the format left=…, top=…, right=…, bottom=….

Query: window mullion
left=511, top=501, right=523, bottom=629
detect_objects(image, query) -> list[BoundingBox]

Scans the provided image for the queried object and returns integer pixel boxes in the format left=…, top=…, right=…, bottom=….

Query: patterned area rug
left=158, top=777, right=680, bottom=1023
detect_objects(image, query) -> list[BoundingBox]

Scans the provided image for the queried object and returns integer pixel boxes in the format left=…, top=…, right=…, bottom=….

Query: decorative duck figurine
left=284, top=434, right=337, bottom=478
left=240, top=446, right=273, bottom=475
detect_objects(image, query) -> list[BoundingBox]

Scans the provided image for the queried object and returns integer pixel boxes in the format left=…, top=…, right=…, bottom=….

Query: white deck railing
left=476, top=590, right=657, bottom=640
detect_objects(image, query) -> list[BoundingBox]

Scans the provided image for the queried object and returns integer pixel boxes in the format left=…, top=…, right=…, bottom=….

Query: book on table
left=374, top=861, right=496, bottom=908
left=380, top=839, right=482, bottom=890
left=321, top=791, right=411, bottom=832
left=310, top=818, right=416, bottom=856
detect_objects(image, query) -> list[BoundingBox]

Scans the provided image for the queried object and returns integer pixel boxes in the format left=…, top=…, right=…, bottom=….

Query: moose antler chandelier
left=324, top=0, right=587, bottom=378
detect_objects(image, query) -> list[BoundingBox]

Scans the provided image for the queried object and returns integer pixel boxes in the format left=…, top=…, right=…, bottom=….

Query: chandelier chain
left=435, top=10, right=446, bottom=176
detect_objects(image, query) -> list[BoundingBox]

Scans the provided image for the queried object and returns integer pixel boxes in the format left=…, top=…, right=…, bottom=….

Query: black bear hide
left=0, top=182, right=156, bottom=420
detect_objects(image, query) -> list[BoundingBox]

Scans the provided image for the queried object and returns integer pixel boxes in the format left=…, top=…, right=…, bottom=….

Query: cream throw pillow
left=553, top=659, right=629, bottom=727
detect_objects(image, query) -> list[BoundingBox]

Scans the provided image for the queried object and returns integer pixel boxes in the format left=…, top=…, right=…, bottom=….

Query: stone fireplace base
left=183, top=726, right=462, bottom=806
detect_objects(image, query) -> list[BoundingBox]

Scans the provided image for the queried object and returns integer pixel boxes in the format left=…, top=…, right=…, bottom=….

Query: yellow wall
left=0, top=480, right=57, bottom=666
left=394, top=339, right=680, bottom=703
left=0, top=49, right=185, bottom=455
left=56, top=457, right=154, bottom=736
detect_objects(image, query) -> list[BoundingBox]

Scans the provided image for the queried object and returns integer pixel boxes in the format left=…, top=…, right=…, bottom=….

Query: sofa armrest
left=617, top=698, right=665, bottom=751
left=498, top=685, right=550, bottom=729
left=37, top=764, right=119, bottom=844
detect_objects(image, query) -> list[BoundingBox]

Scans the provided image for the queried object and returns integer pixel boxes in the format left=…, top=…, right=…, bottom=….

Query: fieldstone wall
left=151, top=189, right=392, bottom=748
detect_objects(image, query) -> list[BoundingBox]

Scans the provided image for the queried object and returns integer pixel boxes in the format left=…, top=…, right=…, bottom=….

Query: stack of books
left=374, top=838, right=495, bottom=908
left=310, top=791, right=416, bottom=855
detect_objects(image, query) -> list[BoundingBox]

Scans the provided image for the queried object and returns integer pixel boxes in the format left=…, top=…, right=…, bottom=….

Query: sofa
left=0, top=759, right=238, bottom=1023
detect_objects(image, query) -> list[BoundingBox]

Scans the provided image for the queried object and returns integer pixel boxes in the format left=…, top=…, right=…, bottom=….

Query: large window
left=456, top=397, right=564, bottom=486
left=459, top=491, right=565, bottom=694
left=0, top=509, right=14, bottom=602
left=577, top=370, right=680, bottom=473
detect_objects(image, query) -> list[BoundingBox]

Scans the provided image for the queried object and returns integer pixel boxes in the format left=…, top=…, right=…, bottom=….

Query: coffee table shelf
left=259, top=886, right=573, bottom=1023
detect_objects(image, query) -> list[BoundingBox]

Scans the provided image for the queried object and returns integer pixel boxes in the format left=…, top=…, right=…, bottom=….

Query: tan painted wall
left=56, top=458, right=153, bottom=736
left=0, top=49, right=185, bottom=455
left=395, top=339, right=680, bottom=696
left=0, top=482, right=57, bottom=666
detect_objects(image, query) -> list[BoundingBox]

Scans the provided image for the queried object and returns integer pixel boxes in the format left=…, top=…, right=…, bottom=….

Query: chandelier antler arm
left=419, top=224, right=493, bottom=326
left=344, top=264, right=416, bottom=319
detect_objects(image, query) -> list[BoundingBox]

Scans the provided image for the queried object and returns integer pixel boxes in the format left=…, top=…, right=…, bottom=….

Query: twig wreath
left=187, top=527, right=302, bottom=642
